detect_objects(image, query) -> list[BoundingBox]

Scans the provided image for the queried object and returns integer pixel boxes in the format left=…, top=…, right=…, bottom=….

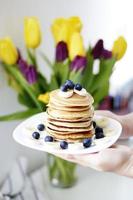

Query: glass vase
left=47, top=154, right=77, bottom=188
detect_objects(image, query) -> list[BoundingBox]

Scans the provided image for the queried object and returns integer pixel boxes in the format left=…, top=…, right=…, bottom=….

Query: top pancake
left=48, top=89, right=94, bottom=107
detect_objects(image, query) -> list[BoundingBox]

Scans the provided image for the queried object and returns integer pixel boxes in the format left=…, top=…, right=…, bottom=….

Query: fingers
left=95, top=110, right=114, bottom=118
left=52, top=145, right=131, bottom=174
left=111, top=144, right=130, bottom=151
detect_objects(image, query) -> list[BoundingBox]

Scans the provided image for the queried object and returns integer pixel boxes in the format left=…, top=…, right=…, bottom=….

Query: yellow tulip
left=69, top=32, right=85, bottom=60
left=112, top=36, right=127, bottom=60
left=38, top=92, right=50, bottom=104
left=51, top=16, right=82, bottom=45
left=51, top=18, right=68, bottom=43
left=0, top=37, right=18, bottom=65
left=24, top=17, right=41, bottom=48
left=68, top=16, right=82, bottom=32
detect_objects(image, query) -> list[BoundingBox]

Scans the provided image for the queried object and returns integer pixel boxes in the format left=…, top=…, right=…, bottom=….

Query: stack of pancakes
left=46, top=89, right=94, bottom=142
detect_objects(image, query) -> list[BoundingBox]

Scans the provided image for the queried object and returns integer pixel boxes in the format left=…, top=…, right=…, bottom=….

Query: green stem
left=39, top=51, right=53, bottom=69
left=27, top=48, right=37, bottom=67
left=55, top=157, right=69, bottom=185
left=4, top=64, right=42, bottom=111
left=0, top=108, right=40, bottom=121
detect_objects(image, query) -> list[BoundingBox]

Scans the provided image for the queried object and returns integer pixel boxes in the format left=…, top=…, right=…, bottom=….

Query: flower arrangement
left=0, top=16, right=127, bottom=120
left=0, top=16, right=127, bottom=187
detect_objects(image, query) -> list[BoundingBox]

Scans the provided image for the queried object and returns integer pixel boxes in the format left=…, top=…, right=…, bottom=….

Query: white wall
left=0, top=0, right=132, bottom=181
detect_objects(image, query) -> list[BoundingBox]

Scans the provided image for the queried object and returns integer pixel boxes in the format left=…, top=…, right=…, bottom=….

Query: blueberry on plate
left=95, top=126, right=104, bottom=139
left=45, top=135, right=54, bottom=142
left=92, top=121, right=96, bottom=129
left=60, top=84, right=68, bottom=92
left=32, top=132, right=40, bottom=139
left=83, top=138, right=92, bottom=148
left=60, top=141, right=68, bottom=149
left=65, top=80, right=75, bottom=89
left=37, top=124, right=45, bottom=131
left=95, top=126, right=103, bottom=133
left=74, top=83, right=82, bottom=91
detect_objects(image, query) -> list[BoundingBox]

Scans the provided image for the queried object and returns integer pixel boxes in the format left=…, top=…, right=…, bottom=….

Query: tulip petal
left=101, top=49, right=112, bottom=59
left=38, top=92, right=50, bottom=104
left=69, top=32, right=85, bottom=60
left=24, top=17, right=41, bottom=48
left=0, top=37, right=18, bottom=65
left=25, top=66, right=38, bottom=84
left=112, top=36, right=127, bottom=60
left=92, top=39, right=104, bottom=59
left=56, top=41, right=68, bottom=62
left=18, top=58, right=28, bottom=75
left=71, top=56, right=87, bottom=71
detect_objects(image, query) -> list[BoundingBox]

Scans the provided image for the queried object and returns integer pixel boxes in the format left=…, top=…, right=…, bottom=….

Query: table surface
left=32, top=138, right=133, bottom=200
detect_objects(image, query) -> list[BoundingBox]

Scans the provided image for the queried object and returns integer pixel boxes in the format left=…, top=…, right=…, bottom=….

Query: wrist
left=115, top=148, right=133, bottom=178
left=120, top=115, right=132, bottom=138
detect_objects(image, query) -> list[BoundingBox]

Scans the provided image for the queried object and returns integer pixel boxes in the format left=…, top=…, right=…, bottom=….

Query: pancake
left=47, top=118, right=92, bottom=127
left=47, top=107, right=94, bottom=119
left=47, top=115, right=93, bottom=122
left=45, top=86, right=94, bottom=142
left=47, top=103, right=90, bottom=111
left=46, top=122, right=93, bottom=133
left=49, top=89, right=94, bottom=106
left=46, top=127, right=94, bottom=139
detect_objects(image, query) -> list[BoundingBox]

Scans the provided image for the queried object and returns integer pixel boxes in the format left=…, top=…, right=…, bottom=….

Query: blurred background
left=0, top=0, right=133, bottom=199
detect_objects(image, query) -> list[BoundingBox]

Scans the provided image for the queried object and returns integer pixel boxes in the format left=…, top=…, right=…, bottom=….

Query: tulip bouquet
left=0, top=16, right=127, bottom=188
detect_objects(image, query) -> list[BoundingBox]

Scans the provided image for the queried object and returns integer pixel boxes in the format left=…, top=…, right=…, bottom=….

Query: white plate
left=13, top=112, right=122, bottom=155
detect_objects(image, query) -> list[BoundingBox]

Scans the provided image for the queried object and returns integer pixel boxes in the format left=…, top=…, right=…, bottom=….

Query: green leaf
left=69, top=69, right=83, bottom=83
left=49, top=74, right=59, bottom=90
left=81, top=53, right=94, bottom=90
left=93, top=81, right=109, bottom=107
left=37, top=72, right=49, bottom=92
left=4, top=64, right=43, bottom=111
left=27, top=48, right=37, bottom=66
left=0, top=109, right=40, bottom=121
left=89, top=57, right=116, bottom=93
left=53, top=59, right=70, bottom=85
left=18, top=92, right=36, bottom=108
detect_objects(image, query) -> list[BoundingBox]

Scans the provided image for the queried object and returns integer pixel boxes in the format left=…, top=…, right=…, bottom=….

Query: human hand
left=52, top=111, right=133, bottom=178
left=54, top=145, right=133, bottom=178
left=95, top=110, right=133, bottom=138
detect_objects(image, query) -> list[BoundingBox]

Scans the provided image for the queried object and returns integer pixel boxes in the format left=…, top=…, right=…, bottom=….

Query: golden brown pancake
left=46, top=127, right=94, bottom=139
left=45, top=88, right=94, bottom=141
left=47, top=118, right=92, bottom=127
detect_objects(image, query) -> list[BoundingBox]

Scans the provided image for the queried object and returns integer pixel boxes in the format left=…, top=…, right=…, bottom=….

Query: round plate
left=13, top=112, right=122, bottom=155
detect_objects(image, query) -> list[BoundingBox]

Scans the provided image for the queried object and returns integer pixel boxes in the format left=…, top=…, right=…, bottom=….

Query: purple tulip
left=56, top=41, right=68, bottom=62
left=71, top=56, right=87, bottom=71
left=18, top=58, right=28, bottom=75
left=92, top=39, right=112, bottom=59
left=25, top=66, right=38, bottom=84
left=92, top=39, right=104, bottom=59
left=101, top=49, right=112, bottom=59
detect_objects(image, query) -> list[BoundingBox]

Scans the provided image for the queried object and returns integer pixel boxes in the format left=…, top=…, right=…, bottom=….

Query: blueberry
left=32, top=132, right=40, bottom=139
left=95, top=126, right=104, bottom=139
left=95, top=126, right=103, bottom=133
left=61, top=84, right=68, bottom=92
left=83, top=138, right=92, bottom=148
left=74, top=83, right=82, bottom=91
left=93, top=121, right=97, bottom=128
left=60, top=141, right=68, bottom=149
left=37, top=124, right=45, bottom=131
left=95, top=132, right=105, bottom=139
left=65, top=80, right=75, bottom=89
left=45, top=135, right=54, bottom=142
